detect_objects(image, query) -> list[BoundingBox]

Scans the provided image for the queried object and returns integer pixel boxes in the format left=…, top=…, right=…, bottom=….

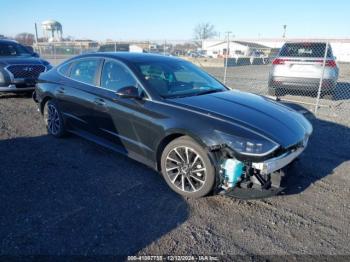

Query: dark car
left=0, top=39, right=52, bottom=93
left=34, top=53, right=312, bottom=199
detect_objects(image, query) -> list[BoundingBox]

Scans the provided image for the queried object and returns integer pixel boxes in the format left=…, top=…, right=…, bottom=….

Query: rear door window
left=100, top=60, right=137, bottom=92
left=70, top=59, right=100, bottom=85
left=58, top=62, right=72, bottom=77
left=279, top=43, right=333, bottom=58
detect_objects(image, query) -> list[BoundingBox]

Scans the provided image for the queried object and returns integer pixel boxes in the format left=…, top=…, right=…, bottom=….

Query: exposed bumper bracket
left=252, top=147, right=304, bottom=175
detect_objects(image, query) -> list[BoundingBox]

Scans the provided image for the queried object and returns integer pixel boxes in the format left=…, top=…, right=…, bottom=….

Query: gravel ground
left=0, top=93, right=349, bottom=257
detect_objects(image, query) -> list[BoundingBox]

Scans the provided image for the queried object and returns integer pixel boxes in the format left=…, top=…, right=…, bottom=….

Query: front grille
left=6, top=65, right=46, bottom=79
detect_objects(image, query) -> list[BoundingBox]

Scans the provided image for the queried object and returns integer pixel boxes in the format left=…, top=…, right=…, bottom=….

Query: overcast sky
left=1, top=0, right=349, bottom=41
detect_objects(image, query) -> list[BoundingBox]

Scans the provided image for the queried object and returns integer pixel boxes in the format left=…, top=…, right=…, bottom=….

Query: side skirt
left=67, top=128, right=157, bottom=170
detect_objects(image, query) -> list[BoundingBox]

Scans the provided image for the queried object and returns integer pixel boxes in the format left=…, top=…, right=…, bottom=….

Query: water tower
left=41, top=20, right=63, bottom=42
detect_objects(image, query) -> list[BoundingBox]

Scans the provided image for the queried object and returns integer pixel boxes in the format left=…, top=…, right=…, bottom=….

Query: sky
left=1, top=0, right=349, bottom=41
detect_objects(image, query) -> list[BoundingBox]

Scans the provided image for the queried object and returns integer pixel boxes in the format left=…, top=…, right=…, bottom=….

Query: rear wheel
left=43, top=99, right=66, bottom=138
left=161, top=136, right=215, bottom=198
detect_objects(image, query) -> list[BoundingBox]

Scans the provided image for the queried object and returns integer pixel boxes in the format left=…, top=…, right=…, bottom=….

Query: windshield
left=0, top=42, right=32, bottom=57
left=134, top=59, right=227, bottom=98
left=279, top=43, right=333, bottom=58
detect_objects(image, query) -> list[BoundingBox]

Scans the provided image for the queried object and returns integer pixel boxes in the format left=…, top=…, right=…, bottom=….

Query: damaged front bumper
left=218, top=145, right=306, bottom=200
left=252, top=146, right=304, bottom=175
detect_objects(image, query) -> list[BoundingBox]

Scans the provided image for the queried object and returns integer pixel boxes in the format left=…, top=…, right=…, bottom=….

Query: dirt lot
left=0, top=93, right=349, bottom=257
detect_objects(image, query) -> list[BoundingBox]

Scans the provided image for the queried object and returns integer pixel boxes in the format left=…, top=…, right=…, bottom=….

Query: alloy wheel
left=46, top=104, right=60, bottom=135
left=165, top=146, right=207, bottom=193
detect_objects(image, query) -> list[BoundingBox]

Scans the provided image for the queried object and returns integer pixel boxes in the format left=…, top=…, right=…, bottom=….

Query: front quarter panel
left=147, top=100, right=235, bottom=151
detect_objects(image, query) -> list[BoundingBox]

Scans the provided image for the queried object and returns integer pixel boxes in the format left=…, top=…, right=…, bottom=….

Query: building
left=98, top=42, right=153, bottom=53
left=202, top=40, right=271, bottom=58
left=34, top=40, right=99, bottom=56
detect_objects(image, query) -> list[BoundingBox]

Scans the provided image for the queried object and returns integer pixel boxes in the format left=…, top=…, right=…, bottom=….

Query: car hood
left=170, top=90, right=313, bottom=148
left=0, top=56, right=45, bottom=66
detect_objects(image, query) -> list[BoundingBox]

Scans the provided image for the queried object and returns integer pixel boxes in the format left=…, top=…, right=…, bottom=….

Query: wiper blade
left=195, top=89, right=223, bottom=96
left=165, top=89, right=224, bottom=99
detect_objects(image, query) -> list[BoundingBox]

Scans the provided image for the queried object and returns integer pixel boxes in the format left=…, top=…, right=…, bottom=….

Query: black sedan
left=34, top=53, right=312, bottom=199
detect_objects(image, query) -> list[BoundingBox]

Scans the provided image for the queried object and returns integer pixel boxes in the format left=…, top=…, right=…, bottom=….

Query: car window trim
left=57, top=56, right=152, bottom=101
left=98, top=58, right=152, bottom=100
left=57, top=61, right=73, bottom=77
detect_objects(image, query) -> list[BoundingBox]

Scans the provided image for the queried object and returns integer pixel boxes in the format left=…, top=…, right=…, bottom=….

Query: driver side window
left=100, top=60, right=137, bottom=92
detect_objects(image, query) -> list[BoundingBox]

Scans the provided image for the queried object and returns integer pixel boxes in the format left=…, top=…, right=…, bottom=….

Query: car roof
left=284, top=41, right=328, bottom=45
left=0, top=39, right=19, bottom=44
left=71, top=52, right=184, bottom=64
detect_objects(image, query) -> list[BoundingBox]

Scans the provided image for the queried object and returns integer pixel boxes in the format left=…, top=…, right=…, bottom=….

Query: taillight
left=272, top=58, right=286, bottom=65
left=316, top=59, right=337, bottom=67
left=325, top=60, right=337, bottom=67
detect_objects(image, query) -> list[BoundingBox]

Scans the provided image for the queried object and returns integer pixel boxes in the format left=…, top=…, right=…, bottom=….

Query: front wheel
left=161, top=136, right=215, bottom=198
left=43, top=99, right=66, bottom=138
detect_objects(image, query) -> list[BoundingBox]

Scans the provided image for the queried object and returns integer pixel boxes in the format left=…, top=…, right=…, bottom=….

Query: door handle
left=57, top=87, right=65, bottom=94
left=94, top=98, right=106, bottom=106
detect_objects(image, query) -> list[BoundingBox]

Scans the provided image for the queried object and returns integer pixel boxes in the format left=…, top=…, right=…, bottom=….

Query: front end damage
left=212, top=141, right=307, bottom=199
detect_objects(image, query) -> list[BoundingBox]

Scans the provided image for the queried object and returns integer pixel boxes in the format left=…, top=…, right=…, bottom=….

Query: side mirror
left=32, top=52, right=40, bottom=58
left=116, top=86, right=141, bottom=99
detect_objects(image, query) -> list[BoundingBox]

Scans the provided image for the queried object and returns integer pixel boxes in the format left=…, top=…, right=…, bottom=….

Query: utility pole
left=163, top=40, right=166, bottom=55
left=283, top=25, right=287, bottom=38
left=34, top=23, right=39, bottom=44
left=223, top=31, right=232, bottom=85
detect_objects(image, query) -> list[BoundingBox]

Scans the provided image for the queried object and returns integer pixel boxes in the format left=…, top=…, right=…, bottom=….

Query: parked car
left=188, top=51, right=211, bottom=58
left=34, top=53, right=312, bottom=199
left=268, top=42, right=339, bottom=99
left=0, top=39, right=52, bottom=93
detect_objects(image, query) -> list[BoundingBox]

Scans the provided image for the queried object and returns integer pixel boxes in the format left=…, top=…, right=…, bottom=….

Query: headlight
left=218, top=131, right=279, bottom=156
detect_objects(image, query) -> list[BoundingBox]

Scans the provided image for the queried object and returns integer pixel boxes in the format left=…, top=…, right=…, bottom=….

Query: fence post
left=223, top=32, right=231, bottom=85
left=315, top=41, right=329, bottom=114
left=53, top=44, right=57, bottom=65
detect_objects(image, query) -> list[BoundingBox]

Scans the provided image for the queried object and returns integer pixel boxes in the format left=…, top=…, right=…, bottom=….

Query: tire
left=43, top=99, right=66, bottom=138
left=160, top=136, right=215, bottom=198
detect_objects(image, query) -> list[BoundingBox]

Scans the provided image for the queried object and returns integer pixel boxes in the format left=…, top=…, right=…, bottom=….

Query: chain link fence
left=34, top=39, right=350, bottom=127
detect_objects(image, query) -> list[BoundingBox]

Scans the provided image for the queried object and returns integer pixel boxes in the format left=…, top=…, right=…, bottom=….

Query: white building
left=129, top=44, right=144, bottom=53
left=202, top=40, right=270, bottom=58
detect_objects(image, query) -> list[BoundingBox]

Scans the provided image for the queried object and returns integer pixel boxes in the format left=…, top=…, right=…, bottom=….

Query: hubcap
left=165, top=146, right=207, bottom=193
left=46, top=104, right=60, bottom=135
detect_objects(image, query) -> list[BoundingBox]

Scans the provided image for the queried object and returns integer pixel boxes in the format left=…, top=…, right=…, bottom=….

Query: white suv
left=268, top=42, right=339, bottom=99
